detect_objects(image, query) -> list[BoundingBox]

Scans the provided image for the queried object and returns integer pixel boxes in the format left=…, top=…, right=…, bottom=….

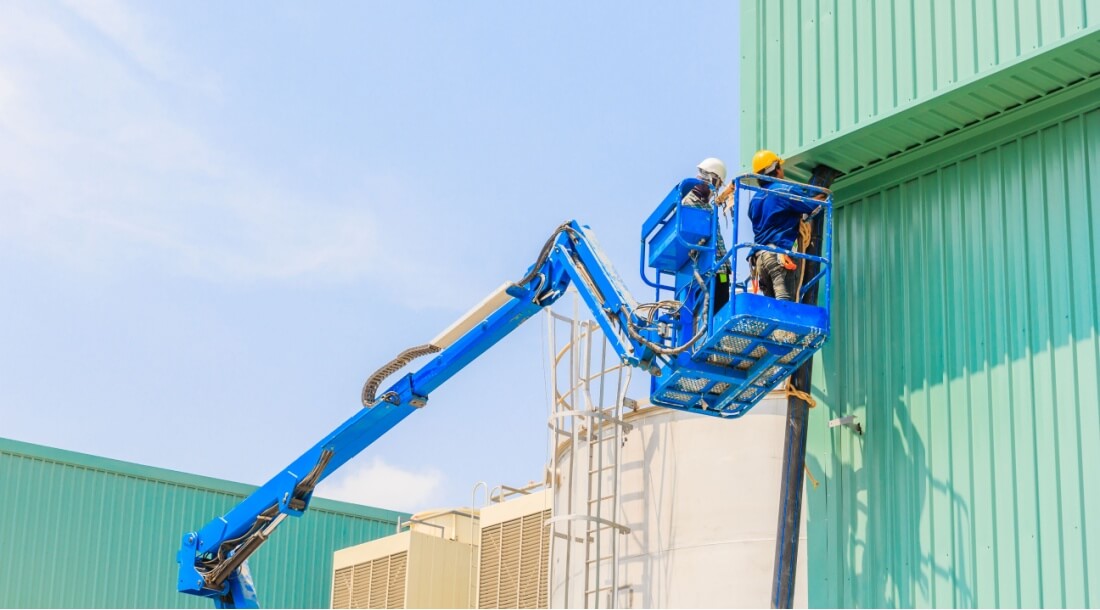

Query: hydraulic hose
left=621, top=265, right=709, bottom=357
left=514, top=222, right=580, bottom=290
left=358, top=224, right=580, bottom=409
left=519, top=221, right=710, bottom=358
left=360, top=223, right=580, bottom=409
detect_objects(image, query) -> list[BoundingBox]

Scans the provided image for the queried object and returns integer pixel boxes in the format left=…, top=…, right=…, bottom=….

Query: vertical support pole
left=770, top=165, right=839, bottom=609
left=546, top=306, right=558, bottom=610
left=770, top=365, right=813, bottom=609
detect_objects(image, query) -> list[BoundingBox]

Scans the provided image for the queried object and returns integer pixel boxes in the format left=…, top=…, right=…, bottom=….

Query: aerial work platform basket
left=641, top=174, right=833, bottom=418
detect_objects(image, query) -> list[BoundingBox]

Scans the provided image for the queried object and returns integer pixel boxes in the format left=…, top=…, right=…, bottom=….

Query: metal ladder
left=546, top=289, right=632, bottom=609
left=580, top=402, right=628, bottom=609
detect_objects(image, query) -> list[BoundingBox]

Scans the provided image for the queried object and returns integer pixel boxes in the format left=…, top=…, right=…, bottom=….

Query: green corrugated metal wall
left=741, top=1, right=1100, bottom=607
left=805, top=103, right=1100, bottom=607
left=0, top=437, right=407, bottom=609
left=740, top=0, right=1100, bottom=166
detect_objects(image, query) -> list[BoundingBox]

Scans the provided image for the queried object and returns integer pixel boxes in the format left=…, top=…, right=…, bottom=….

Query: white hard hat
left=697, top=157, right=727, bottom=185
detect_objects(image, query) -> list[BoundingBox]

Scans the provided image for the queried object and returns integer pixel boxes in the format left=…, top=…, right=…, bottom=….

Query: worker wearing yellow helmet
left=747, top=150, right=822, bottom=301
left=751, top=149, right=783, bottom=177
left=674, top=158, right=732, bottom=311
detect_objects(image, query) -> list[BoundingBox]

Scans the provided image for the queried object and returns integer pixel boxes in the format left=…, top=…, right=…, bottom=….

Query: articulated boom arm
left=178, top=175, right=835, bottom=608
left=177, top=221, right=667, bottom=607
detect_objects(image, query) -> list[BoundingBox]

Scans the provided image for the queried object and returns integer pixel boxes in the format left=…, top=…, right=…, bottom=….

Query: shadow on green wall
left=807, top=385, right=975, bottom=607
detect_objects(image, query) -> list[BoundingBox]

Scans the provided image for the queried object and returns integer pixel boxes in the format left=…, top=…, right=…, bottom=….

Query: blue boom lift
left=177, top=174, right=833, bottom=608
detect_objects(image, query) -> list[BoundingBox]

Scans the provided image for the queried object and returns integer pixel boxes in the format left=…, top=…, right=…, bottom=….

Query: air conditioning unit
left=332, top=510, right=479, bottom=609
left=477, top=489, right=551, bottom=609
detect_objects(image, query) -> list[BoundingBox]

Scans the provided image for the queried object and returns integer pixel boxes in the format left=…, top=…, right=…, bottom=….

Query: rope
left=784, top=216, right=818, bottom=408
left=804, top=465, right=820, bottom=489
left=793, top=218, right=813, bottom=303
left=776, top=218, right=817, bottom=406
left=715, top=182, right=735, bottom=208
left=783, top=377, right=816, bottom=408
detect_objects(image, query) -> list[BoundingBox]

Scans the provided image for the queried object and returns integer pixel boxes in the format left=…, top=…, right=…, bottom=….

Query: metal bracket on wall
left=828, top=415, right=863, bottom=436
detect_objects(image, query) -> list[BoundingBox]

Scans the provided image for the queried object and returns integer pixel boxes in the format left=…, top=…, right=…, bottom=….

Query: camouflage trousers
left=754, top=249, right=800, bottom=302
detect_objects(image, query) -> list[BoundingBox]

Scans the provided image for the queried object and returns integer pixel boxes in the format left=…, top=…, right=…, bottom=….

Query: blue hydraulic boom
left=177, top=175, right=833, bottom=607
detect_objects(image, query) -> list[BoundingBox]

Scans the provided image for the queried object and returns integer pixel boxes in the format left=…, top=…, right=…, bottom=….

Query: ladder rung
left=585, top=556, right=615, bottom=564
left=552, top=532, right=587, bottom=543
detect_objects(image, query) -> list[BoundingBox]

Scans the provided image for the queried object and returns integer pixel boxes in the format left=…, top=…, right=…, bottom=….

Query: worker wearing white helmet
left=674, top=158, right=731, bottom=312
left=697, top=157, right=727, bottom=190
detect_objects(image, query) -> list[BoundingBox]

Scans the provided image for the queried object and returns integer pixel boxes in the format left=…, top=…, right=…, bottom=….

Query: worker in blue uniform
left=680, top=157, right=731, bottom=311
left=747, top=150, right=822, bottom=302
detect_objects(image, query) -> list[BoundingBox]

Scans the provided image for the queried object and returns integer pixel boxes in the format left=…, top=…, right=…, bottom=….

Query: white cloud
left=0, top=2, right=482, bottom=307
left=315, top=456, right=444, bottom=512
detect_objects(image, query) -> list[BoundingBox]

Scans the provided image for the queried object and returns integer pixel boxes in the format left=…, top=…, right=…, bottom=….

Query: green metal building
left=742, top=1, right=1100, bottom=607
left=0, top=437, right=406, bottom=609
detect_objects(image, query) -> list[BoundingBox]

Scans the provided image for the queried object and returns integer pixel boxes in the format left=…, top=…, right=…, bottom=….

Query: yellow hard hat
left=751, top=149, right=783, bottom=174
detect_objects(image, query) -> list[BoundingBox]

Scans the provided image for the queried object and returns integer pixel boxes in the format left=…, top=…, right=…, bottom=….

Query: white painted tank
left=549, top=393, right=807, bottom=609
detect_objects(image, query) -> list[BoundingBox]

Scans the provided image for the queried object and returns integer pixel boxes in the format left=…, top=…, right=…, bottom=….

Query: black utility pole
left=770, top=165, right=840, bottom=609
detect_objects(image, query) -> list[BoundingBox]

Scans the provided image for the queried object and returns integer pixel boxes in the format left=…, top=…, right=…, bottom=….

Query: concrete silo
left=545, top=298, right=807, bottom=608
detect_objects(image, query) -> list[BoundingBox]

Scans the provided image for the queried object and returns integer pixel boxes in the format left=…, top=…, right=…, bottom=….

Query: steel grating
left=769, top=329, right=798, bottom=344
left=676, top=377, right=709, bottom=393
left=779, top=347, right=803, bottom=364
left=660, top=390, right=696, bottom=404
left=718, top=336, right=752, bottom=354
left=736, top=387, right=760, bottom=402
left=800, top=329, right=821, bottom=347
left=707, top=353, right=733, bottom=366
left=732, top=318, right=769, bottom=336
left=754, top=365, right=784, bottom=386
left=657, top=293, right=830, bottom=419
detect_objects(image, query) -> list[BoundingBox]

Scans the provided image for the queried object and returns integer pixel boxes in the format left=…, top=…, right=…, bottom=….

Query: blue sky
left=0, top=1, right=740, bottom=513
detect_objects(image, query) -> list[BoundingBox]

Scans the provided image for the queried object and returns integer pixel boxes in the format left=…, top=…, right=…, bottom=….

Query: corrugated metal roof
left=740, top=0, right=1100, bottom=179
left=824, top=73, right=1100, bottom=204
left=0, top=436, right=406, bottom=608
left=790, top=30, right=1100, bottom=187
left=803, top=102, right=1100, bottom=607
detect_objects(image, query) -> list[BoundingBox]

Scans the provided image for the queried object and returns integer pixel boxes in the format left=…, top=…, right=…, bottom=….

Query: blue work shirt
left=747, top=181, right=819, bottom=250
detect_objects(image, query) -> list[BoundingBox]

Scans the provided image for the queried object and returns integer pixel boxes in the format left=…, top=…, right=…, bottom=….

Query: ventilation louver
left=477, top=509, right=550, bottom=608
left=331, top=551, right=408, bottom=609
